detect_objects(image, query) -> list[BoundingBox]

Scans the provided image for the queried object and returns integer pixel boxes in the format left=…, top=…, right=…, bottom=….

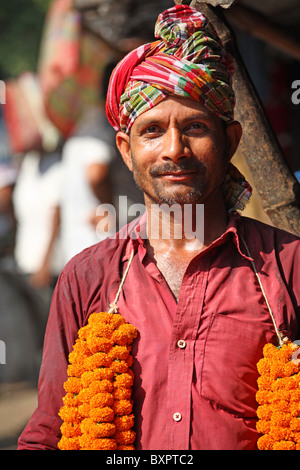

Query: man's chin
left=152, top=190, right=205, bottom=206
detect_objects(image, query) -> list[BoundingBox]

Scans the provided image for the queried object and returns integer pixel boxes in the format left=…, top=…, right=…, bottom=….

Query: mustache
left=150, top=160, right=206, bottom=177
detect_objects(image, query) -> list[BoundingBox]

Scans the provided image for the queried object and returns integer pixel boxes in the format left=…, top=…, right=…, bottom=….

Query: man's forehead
left=133, top=96, right=217, bottom=127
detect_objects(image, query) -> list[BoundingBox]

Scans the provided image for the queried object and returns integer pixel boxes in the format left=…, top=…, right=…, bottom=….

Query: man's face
left=117, top=96, right=241, bottom=208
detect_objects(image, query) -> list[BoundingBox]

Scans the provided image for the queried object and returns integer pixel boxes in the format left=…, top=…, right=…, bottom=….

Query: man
left=18, top=5, right=300, bottom=450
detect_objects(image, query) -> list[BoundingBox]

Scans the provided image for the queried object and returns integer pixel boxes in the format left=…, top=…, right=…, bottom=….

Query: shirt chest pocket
left=200, top=313, right=278, bottom=419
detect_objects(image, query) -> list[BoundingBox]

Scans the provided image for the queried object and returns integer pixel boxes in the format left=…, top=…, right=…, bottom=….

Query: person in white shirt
left=13, top=150, right=63, bottom=287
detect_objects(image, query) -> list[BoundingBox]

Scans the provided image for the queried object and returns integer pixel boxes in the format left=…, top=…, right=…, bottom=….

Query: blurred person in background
left=0, top=159, right=17, bottom=266
left=13, top=146, right=63, bottom=306
left=59, top=105, right=116, bottom=265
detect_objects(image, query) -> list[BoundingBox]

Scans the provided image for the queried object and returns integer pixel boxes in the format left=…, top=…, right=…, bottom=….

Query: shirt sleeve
left=17, top=267, right=85, bottom=450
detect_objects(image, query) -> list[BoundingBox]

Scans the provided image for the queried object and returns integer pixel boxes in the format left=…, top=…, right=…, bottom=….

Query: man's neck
left=144, top=196, right=228, bottom=254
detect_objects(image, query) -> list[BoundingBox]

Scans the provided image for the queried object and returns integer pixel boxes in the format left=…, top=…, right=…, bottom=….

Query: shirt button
left=177, top=339, right=186, bottom=349
left=173, top=412, right=182, bottom=422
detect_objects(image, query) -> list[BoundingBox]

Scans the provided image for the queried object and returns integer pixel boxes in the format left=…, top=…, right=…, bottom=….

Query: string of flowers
left=57, top=249, right=138, bottom=450
left=240, top=235, right=300, bottom=451
left=57, top=311, right=138, bottom=450
left=256, top=338, right=300, bottom=450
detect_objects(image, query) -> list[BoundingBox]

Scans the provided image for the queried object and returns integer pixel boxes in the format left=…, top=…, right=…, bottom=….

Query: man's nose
left=162, top=128, right=191, bottom=161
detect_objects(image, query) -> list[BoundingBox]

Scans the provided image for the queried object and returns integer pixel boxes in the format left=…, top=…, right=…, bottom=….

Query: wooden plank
left=194, top=2, right=300, bottom=235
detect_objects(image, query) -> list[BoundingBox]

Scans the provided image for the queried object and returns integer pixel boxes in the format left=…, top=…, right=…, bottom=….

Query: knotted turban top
left=106, top=4, right=235, bottom=134
left=105, top=4, right=252, bottom=212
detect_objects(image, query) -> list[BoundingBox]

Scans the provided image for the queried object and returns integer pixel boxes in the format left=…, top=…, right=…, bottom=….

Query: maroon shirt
left=18, top=213, right=300, bottom=450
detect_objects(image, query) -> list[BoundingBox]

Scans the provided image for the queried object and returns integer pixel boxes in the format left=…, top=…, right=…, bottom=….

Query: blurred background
left=1, top=0, right=300, bottom=449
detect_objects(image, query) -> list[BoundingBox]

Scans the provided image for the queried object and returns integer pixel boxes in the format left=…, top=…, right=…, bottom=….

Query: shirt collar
left=122, top=210, right=253, bottom=262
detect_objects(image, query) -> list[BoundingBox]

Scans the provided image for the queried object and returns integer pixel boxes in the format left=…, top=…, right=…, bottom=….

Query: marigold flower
left=271, top=376, right=298, bottom=391
left=88, top=322, right=115, bottom=338
left=256, top=390, right=273, bottom=405
left=90, top=392, right=114, bottom=409
left=111, top=324, right=138, bottom=346
left=78, top=325, right=90, bottom=341
left=84, top=352, right=112, bottom=370
left=262, top=343, right=278, bottom=359
left=57, top=436, right=80, bottom=450
left=80, top=418, right=116, bottom=438
left=272, top=390, right=291, bottom=402
left=291, top=390, right=300, bottom=402
left=114, top=414, right=135, bottom=431
left=257, top=404, right=272, bottom=421
left=110, top=359, right=129, bottom=374
left=257, top=434, right=275, bottom=450
left=63, top=377, right=82, bottom=394
left=270, top=425, right=293, bottom=441
left=89, top=438, right=118, bottom=450
left=81, top=368, right=114, bottom=387
left=60, top=422, right=82, bottom=438
left=256, top=419, right=271, bottom=435
left=67, top=363, right=86, bottom=378
left=88, top=379, right=113, bottom=394
left=257, top=375, right=273, bottom=391
left=59, top=405, right=81, bottom=423
left=115, top=430, right=136, bottom=445
left=290, top=402, right=300, bottom=417
left=114, top=373, right=134, bottom=389
left=271, top=399, right=291, bottom=414
left=70, top=338, right=91, bottom=358
left=62, top=392, right=81, bottom=408
left=113, top=399, right=133, bottom=416
left=92, top=312, right=125, bottom=330
left=89, top=406, right=114, bottom=423
left=78, top=402, right=90, bottom=418
left=113, top=388, right=132, bottom=400
left=109, top=345, right=130, bottom=361
left=78, top=387, right=94, bottom=403
left=273, top=441, right=296, bottom=450
left=87, top=336, right=114, bottom=354
left=293, top=432, right=300, bottom=443
left=283, top=362, right=299, bottom=377
left=271, top=411, right=291, bottom=427
left=257, top=358, right=272, bottom=376
left=78, top=434, right=94, bottom=450
left=290, top=418, right=300, bottom=432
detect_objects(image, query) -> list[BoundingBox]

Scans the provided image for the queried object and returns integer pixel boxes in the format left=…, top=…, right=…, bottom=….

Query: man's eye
left=186, top=122, right=206, bottom=132
left=143, top=125, right=161, bottom=135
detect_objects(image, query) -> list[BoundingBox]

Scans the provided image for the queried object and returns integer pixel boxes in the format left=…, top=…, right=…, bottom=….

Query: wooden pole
left=194, top=2, right=300, bottom=235
left=227, top=4, right=300, bottom=62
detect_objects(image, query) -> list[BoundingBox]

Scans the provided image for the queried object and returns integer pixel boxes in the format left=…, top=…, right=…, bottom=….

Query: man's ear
left=225, top=121, right=242, bottom=161
left=116, top=132, right=133, bottom=172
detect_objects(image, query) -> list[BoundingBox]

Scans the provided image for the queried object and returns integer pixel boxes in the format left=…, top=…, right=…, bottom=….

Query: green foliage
left=0, top=0, right=53, bottom=79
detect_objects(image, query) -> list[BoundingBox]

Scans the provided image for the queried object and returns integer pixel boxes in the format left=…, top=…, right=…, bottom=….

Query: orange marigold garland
left=57, top=311, right=138, bottom=450
left=239, top=235, right=300, bottom=451
left=256, top=338, right=300, bottom=450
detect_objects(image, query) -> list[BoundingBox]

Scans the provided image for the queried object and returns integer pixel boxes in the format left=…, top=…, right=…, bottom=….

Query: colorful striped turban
left=106, top=4, right=235, bottom=134
left=106, top=4, right=252, bottom=212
